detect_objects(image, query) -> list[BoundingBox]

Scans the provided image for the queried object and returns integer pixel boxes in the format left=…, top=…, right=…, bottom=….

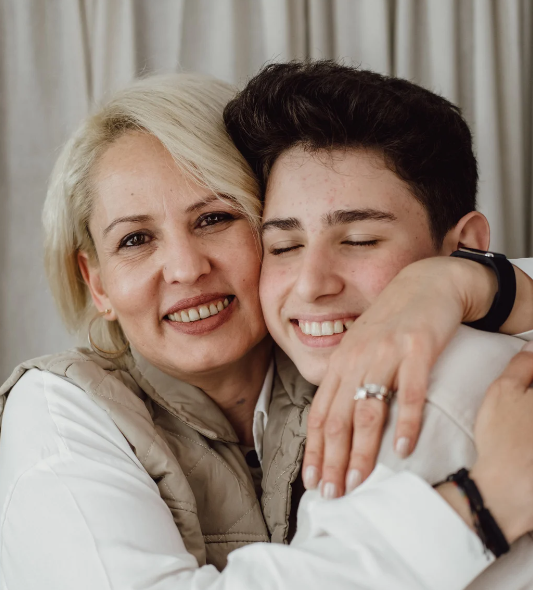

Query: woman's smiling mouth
left=166, top=296, right=233, bottom=323
left=164, top=295, right=236, bottom=335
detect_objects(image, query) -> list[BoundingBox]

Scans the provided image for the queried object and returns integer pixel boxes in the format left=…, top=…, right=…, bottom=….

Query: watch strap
left=450, top=247, right=516, bottom=332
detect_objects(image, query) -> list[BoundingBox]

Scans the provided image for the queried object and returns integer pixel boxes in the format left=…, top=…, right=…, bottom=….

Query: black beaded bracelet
left=446, top=468, right=510, bottom=558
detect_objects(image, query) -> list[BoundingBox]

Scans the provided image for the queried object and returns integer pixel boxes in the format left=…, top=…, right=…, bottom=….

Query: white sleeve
left=0, top=370, right=490, bottom=590
left=510, top=258, right=533, bottom=340
left=511, top=258, right=533, bottom=279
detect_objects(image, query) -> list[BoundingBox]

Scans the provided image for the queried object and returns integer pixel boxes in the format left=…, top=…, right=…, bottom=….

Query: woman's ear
left=439, top=211, right=490, bottom=255
left=77, top=251, right=117, bottom=321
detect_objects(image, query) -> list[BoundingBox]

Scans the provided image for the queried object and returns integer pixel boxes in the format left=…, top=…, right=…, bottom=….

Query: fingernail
left=345, top=469, right=362, bottom=493
left=322, top=482, right=337, bottom=500
left=395, top=437, right=410, bottom=458
left=303, top=466, right=320, bottom=490
left=522, top=341, right=533, bottom=352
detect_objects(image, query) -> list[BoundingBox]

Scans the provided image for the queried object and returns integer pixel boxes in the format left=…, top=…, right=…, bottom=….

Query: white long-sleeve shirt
left=0, top=369, right=489, bottom=590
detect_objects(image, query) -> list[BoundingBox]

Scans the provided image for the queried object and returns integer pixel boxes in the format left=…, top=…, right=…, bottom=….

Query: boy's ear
left=77, top=251, right=117, bottom=320
left=439, top=211, right=490, bottom=255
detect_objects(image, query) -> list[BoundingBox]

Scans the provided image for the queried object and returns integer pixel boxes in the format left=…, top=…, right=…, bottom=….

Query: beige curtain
left=0, top=0, right=531, bottom=379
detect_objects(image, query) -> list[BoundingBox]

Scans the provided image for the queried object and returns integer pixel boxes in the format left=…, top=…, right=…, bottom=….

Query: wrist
left=437, top=481, right=476, bottom=532
left=398, top=257, right=474, bottom=310
left=469, top=463, right=521, bottom=545
left=447, top=257, right=498, bottom=324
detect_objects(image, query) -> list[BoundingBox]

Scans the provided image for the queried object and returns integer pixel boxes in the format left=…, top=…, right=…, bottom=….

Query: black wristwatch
left=450, top=247, right=516, bottom=332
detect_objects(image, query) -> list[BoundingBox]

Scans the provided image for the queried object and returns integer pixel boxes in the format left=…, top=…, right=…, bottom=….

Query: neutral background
left=0, top=0, right=532, bottom=380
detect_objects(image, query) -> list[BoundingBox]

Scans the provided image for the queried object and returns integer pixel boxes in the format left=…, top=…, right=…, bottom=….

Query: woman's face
left=80, top=131, right=267, bottom=379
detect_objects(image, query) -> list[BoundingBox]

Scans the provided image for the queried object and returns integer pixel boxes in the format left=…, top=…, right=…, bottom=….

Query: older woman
left=0, top=72, right=533, bottom=590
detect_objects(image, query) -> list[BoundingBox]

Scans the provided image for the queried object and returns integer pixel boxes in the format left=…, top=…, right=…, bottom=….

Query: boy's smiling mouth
left=291, top=317, right=356, bottom=336
left=289, top=316, right=359, bottom=347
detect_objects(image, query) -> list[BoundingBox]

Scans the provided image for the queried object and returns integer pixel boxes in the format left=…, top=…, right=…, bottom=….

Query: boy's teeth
left=298, top=318, right=355, bottom=336
left=167, top=298, right=231, bottom=323
left=322, top=321, right=334, bottom=336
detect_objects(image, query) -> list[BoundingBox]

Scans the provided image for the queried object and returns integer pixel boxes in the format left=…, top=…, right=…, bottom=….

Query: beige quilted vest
left=0, top=346, right=316, bottom=571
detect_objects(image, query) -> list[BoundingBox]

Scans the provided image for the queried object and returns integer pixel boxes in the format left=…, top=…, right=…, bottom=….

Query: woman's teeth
left=167, top=298, right=230, bottom=323
left=298, top=319, right=355, bottom=336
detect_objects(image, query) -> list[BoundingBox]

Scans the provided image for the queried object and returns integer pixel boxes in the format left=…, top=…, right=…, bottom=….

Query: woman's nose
left=161, top=238, right=211, bottom=285
left=294, top=248, right=343, bottom=302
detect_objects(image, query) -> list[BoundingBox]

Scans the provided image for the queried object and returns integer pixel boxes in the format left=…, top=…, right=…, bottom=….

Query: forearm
left=405, top=256, right=533, bottom=335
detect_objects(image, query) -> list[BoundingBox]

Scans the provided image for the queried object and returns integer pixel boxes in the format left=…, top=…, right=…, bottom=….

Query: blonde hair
left=43, top=73, right=261, bottom=350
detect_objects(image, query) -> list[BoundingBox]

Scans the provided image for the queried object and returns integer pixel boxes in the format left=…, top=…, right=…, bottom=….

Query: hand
left=468, top=343, right=533, bottom=543
left=303, top=256, right=498, bottom=497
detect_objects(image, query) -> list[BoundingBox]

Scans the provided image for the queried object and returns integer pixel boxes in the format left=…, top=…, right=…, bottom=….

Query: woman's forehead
left=90, top=132, right=211, bottom=225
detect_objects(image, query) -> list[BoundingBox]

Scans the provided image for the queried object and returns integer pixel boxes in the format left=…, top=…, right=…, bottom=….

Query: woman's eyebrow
left=323, top=208, right=397, bottom=226
left=185, top=194, right=221, bottom=214
left=261, top=217, right=303, bottom=235
left=103, top=215, right=154, bottom=237
left=102, top=195, right=223, bottom=237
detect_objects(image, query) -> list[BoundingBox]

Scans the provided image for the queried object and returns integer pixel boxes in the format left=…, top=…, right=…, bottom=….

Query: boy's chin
left=292, top=354, right=328, bottom=386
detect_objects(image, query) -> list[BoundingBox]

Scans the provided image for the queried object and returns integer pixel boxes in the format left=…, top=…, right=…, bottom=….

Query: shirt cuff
left=305, top=465, right=492, bottom=590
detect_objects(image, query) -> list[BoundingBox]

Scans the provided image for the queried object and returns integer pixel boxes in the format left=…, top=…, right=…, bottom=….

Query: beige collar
left=128, top=347, right=239, bottom=443
left=125, top=346, right=315, bottom=444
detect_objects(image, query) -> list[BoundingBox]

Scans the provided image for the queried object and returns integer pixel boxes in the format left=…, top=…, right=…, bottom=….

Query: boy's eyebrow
left=323, top=208, right=397, bottom=226
left=261, top=209, right=397, bottom=236
left=261, top=217, right=303, bottom=235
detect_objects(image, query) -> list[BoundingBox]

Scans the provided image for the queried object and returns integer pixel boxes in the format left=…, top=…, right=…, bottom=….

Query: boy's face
left=259, top=147, right=443, bottom=385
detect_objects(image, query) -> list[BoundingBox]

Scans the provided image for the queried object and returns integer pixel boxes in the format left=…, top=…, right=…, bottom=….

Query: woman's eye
left=197, top=212, right=235, bottom=228
left=119, top=232, right=151, bottom=249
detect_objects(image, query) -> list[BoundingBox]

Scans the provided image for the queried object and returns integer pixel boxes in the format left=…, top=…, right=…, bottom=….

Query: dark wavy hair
left=224, top=60, right=478, bottom=245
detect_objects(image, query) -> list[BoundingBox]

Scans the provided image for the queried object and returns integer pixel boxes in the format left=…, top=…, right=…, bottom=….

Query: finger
left=393, top=353, right=431, bottom=458
left=302, top=371, right=340, bottom=489
left=319, top=382, right=360, bottom=499
left=345, top=358, right=397, bottom=487
left=496, top=347, right=533, bottom=388
left=346, top=398, right=388, bottom=492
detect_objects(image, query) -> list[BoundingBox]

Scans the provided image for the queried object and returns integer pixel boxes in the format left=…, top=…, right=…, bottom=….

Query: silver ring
left=354, top=383, right=394, bottom=404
